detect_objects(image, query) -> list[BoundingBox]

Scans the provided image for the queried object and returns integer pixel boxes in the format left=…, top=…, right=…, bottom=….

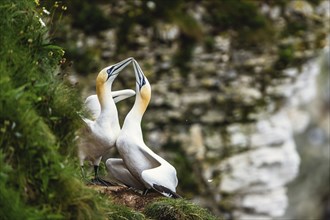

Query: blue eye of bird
left=138, top=76, right=146, bottom=90
left=141, top=76, right=146, bottom=86
left=107, top=66, right=114, bottom=75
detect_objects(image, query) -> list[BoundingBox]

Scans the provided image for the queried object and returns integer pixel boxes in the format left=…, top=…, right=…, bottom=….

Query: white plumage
left=78, top=57, right=135, bottom=184
left=106, top=60, right=180, bottom=198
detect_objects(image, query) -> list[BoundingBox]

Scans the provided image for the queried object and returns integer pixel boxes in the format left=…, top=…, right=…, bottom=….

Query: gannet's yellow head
left=139, top=79, right=151, bottom=105
left=98, top=57, right=133, bottom=85
left=96, top=57, right=133, bottom=100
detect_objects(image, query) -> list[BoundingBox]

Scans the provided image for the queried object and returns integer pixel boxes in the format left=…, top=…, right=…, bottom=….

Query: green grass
left=144, top=198, right=220, bottom=220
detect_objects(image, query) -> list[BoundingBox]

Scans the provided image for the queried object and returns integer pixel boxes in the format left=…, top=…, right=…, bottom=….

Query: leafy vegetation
left=0, top=1, right=135, bottom=219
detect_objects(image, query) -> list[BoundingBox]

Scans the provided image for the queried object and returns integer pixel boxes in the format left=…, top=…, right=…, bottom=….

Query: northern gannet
left=78, top=57, right=134, bottom=185
left=106, top=60, right=181, bottom=198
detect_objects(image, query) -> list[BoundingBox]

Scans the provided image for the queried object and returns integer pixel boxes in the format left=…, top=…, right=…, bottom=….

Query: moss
left=284, top=20, right=309, bottom=37
left=173, top=33, right=196, bottom=75
left=204, top=0, right=266, bottom=30
left=144, top=198, right=219, bottom=220
left=203, top=0, right=275, bottom=49
left=219, top=127, right=231, bottom=159
left=263, top=0, right=287, bottom=7
left=305, top=0, right=323, bottom=6
left=65, top=0, right=111, bottom=34
left=275, top=44, right=295, bottom=69
left=204, top=36, right=215, bottom=52
left=100, top=199, right=146, bottom=220
left=217, top=193, right=236, bottom=215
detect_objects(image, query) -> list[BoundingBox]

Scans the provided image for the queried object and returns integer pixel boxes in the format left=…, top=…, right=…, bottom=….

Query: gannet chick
left=106, top=60, right=181, bottom=198
left=78, top=57, right=134, bottom=185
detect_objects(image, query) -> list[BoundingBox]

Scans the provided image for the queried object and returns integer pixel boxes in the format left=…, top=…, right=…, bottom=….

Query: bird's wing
left=84, top=89, right=136, bottom=120
left=84, top=95, right=100, bottom=120
left=139, top=146, right=162, bottom=168
left=138, top=145, right=178, bottom=196
left=80, top=116, right=93, bottom=132
left=112, top=89, right=136, bottom=103
left=106, top=158, right=145, bottom=190
left=141, top=164, right=180, bottom=198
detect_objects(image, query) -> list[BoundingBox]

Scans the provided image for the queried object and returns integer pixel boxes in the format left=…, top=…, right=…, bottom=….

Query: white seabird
left=106, top=59, right=181, bottom=198
left=78, top=57, right=134, bottom=185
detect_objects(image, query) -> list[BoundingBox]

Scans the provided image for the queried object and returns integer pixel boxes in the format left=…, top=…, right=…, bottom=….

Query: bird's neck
left=97, top=82, right=113, bottom=108
left=96, top=82, right=119, bottom=127
left=122, top=95, right=148, bottom=135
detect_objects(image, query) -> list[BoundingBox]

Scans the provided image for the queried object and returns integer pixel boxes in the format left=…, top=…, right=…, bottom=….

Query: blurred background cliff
left=1, top=0, right=329, bottom=219
left=47, top=0, right=329, bottom=219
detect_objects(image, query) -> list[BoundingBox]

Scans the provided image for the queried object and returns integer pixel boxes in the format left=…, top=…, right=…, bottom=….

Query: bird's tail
left=153, top=184, right=182, bottom=199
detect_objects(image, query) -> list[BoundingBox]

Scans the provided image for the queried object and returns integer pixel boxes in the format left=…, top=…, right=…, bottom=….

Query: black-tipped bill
left=106, top=57, right=133, bottom=81
left=133, top=60, right=146, bottom=90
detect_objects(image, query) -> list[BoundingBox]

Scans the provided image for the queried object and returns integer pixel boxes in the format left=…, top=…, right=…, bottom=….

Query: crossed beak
left=133, top=59, right=146, bottom=90
left=106, top=57, right=133, bottom=81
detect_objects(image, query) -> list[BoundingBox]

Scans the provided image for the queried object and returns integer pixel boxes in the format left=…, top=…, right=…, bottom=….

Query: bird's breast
left=89, top=124, right=119, bottom=147
left=116, top=136, right=152, bottom=174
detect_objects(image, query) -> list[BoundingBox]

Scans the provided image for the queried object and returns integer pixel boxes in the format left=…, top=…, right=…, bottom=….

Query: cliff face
left=53, top=0, right=329, bottom=219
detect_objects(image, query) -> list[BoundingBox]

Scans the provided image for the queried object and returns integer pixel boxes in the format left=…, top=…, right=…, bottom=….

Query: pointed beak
left=106, top=57, right=133, bottom=80
left=133, top=59, right=146, bottom=90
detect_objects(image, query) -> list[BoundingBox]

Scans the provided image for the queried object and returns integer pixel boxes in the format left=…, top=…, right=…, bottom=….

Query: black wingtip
left=153, top=184, right=182, bottom=199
